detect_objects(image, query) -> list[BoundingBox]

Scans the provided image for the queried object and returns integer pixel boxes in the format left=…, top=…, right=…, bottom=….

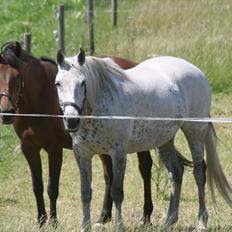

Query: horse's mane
left=40, top=57, right=57, bottom=66
left=82, top=56, right=128, bottom=109
left=1, top=42, right=56, bottom=67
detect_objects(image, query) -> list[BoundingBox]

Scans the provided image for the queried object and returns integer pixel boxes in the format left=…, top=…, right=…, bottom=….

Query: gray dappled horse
left=55, top=49, right=232, bottom=231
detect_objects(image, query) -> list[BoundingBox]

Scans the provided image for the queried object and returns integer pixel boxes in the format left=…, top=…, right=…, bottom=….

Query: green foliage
left=1, top=0, right=232, bottom=93
left=152, top=153, right=169, bottom=199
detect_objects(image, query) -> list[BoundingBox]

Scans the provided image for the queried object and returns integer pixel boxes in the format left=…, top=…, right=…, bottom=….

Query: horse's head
left=56, top=48, right=87, bottom=132
left=0, top=54, right=21, bottom=124
left=0, top=41, right=29, bottom=124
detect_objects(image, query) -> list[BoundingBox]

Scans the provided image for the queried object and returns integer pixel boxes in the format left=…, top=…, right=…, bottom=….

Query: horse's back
left=125, top=56, right=211, bottom=117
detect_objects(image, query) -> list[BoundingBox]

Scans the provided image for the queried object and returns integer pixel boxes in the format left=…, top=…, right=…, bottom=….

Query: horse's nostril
left=64, top=117, right=80, bottom=131
left=0, top=108, right=16, bottom=124
left=1, top=108, right=16, bottom=114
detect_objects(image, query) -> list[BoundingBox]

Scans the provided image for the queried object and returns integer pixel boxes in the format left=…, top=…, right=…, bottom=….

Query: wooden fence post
left=87, top=0, right=94, bottom=55
left=24, top=33, right=31, bottom=54
left=112, top=0, right=117, bottom=27
left=57, top=4, right=65, bottom=53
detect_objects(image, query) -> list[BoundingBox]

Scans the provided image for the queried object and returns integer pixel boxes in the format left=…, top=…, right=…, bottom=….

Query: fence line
left=1, top=112, right=232, bottom=123
left=21, top=2, right=231, bottom=55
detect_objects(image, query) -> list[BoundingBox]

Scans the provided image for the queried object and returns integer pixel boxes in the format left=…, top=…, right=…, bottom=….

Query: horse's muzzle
left=0, top=108, right=16, bottom=124
left=64, top=117, right=80, bottom=132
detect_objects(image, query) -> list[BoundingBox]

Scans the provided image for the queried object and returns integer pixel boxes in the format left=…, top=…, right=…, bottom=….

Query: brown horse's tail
left=175, top=149, right=193, bottom=168
left=205, top=122, right=232, bottom=207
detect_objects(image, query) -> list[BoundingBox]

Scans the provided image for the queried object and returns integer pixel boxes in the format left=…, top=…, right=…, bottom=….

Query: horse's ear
left=57, top=49, right=65, bottom=65
left=77, top=48, right=85, bottom=66
left=14, top=41, right=22, bottom=57
left=4, top=48, right=22, bottom=69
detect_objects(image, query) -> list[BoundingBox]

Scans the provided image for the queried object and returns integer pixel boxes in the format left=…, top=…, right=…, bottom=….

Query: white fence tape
left=1, top=112, right=232, bottom=123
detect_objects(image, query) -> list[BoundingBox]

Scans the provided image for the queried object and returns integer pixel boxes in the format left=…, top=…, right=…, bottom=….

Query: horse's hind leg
left=137, top=151, right=153, bottom=224
left=156, top=138, right=184, bottom=227
left=182, top=123, right=208, bottom=229
left=97, top=151, right=153, bottom=226
left=97, top=154, right=113, bottom=224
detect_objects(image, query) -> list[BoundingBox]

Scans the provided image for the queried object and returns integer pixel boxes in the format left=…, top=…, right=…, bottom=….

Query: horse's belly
left=127, top=121, right=182, bottom=152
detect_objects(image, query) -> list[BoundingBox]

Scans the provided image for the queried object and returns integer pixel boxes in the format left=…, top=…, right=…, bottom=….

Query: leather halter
left=0, top=76, right=24, bottom=112
left=60, top=83, right=86, bottom=116
left=0, top=91, right=18, bottom=110
left=60, top=101, right=84, bottom=115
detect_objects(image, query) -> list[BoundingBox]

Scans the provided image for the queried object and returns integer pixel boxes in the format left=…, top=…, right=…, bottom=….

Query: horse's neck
left=19, top=62, right=57, bottom=114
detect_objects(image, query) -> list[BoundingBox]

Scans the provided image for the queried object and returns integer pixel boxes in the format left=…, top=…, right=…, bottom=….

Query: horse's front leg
left=111, top=150, right=127, bottom=228
left=97, top=154, right=113, bottom=224
left=21, top=142, right=47, bottom=227
left=74, top=146, right=92, bottom=231
left=46, top=146, right=63, bottom=226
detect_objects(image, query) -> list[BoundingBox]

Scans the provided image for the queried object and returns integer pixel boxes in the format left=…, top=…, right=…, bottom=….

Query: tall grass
left=0, top=0, right=232, bottom=92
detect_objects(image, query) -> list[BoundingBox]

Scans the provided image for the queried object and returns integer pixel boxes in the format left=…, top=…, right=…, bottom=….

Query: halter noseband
left=0, top=77, right=24, bottom=112
left=0, top=91, right=18, bottom=111
left=60, top=101, right=84, bottom=115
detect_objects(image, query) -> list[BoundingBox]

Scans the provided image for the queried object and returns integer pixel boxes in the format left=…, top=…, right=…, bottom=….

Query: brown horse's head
left=0, top=42, right=23, bottom=124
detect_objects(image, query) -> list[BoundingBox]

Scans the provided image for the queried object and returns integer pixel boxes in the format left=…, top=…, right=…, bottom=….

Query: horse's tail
left=205, top=122, right=232, bottom=207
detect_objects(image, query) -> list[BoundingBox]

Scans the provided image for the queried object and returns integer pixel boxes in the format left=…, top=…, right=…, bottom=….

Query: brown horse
left=0, top=42, right=153, bottom=227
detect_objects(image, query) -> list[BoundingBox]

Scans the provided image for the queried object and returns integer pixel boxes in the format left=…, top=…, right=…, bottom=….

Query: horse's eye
left=55, top=81, right=61, bottom=87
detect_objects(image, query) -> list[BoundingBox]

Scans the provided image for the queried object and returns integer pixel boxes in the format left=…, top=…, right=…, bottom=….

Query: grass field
left=1, top=0, right=232, bottom=231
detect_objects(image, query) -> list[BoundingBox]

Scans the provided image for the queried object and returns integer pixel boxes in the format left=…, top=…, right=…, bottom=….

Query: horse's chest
left=72, top=121, right=114, bottom=154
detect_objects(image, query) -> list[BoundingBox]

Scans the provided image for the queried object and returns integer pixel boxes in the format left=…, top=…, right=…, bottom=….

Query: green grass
left=1, top=0, right=232, bottom=92
left=1, top=97, right=232, bottom=231
left=1, top=0, right=232, bottom=231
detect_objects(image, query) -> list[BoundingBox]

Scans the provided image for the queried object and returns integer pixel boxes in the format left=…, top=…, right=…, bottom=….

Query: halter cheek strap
left=60, top=101, right=83, bottom=115
left=60, top=83, right=87, bottom=116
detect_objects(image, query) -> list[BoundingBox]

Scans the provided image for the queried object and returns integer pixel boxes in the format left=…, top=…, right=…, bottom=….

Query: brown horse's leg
left=97, top=154, right=113, bottom=224
left=21, top=142, right=47, bottom=227
left=137, top=151, right=153, bottom=224
left=47, top=146, right=63, bottom=226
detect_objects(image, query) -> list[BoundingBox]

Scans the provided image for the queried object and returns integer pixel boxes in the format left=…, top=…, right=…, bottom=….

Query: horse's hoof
left=195, top=221, right=207, bottom=231
left=81, top=222, right=91, bottom=232
left=93, top=222, right=105, bottom=231
left=139, top=216, right=152, bottom=226
left=48, top=217, right=58, bottom=228
left=38, top=214, right=48, bottom=228
left=114, top=221, right=124, bottom=230
left=96, top=213, right=112, bottom=224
